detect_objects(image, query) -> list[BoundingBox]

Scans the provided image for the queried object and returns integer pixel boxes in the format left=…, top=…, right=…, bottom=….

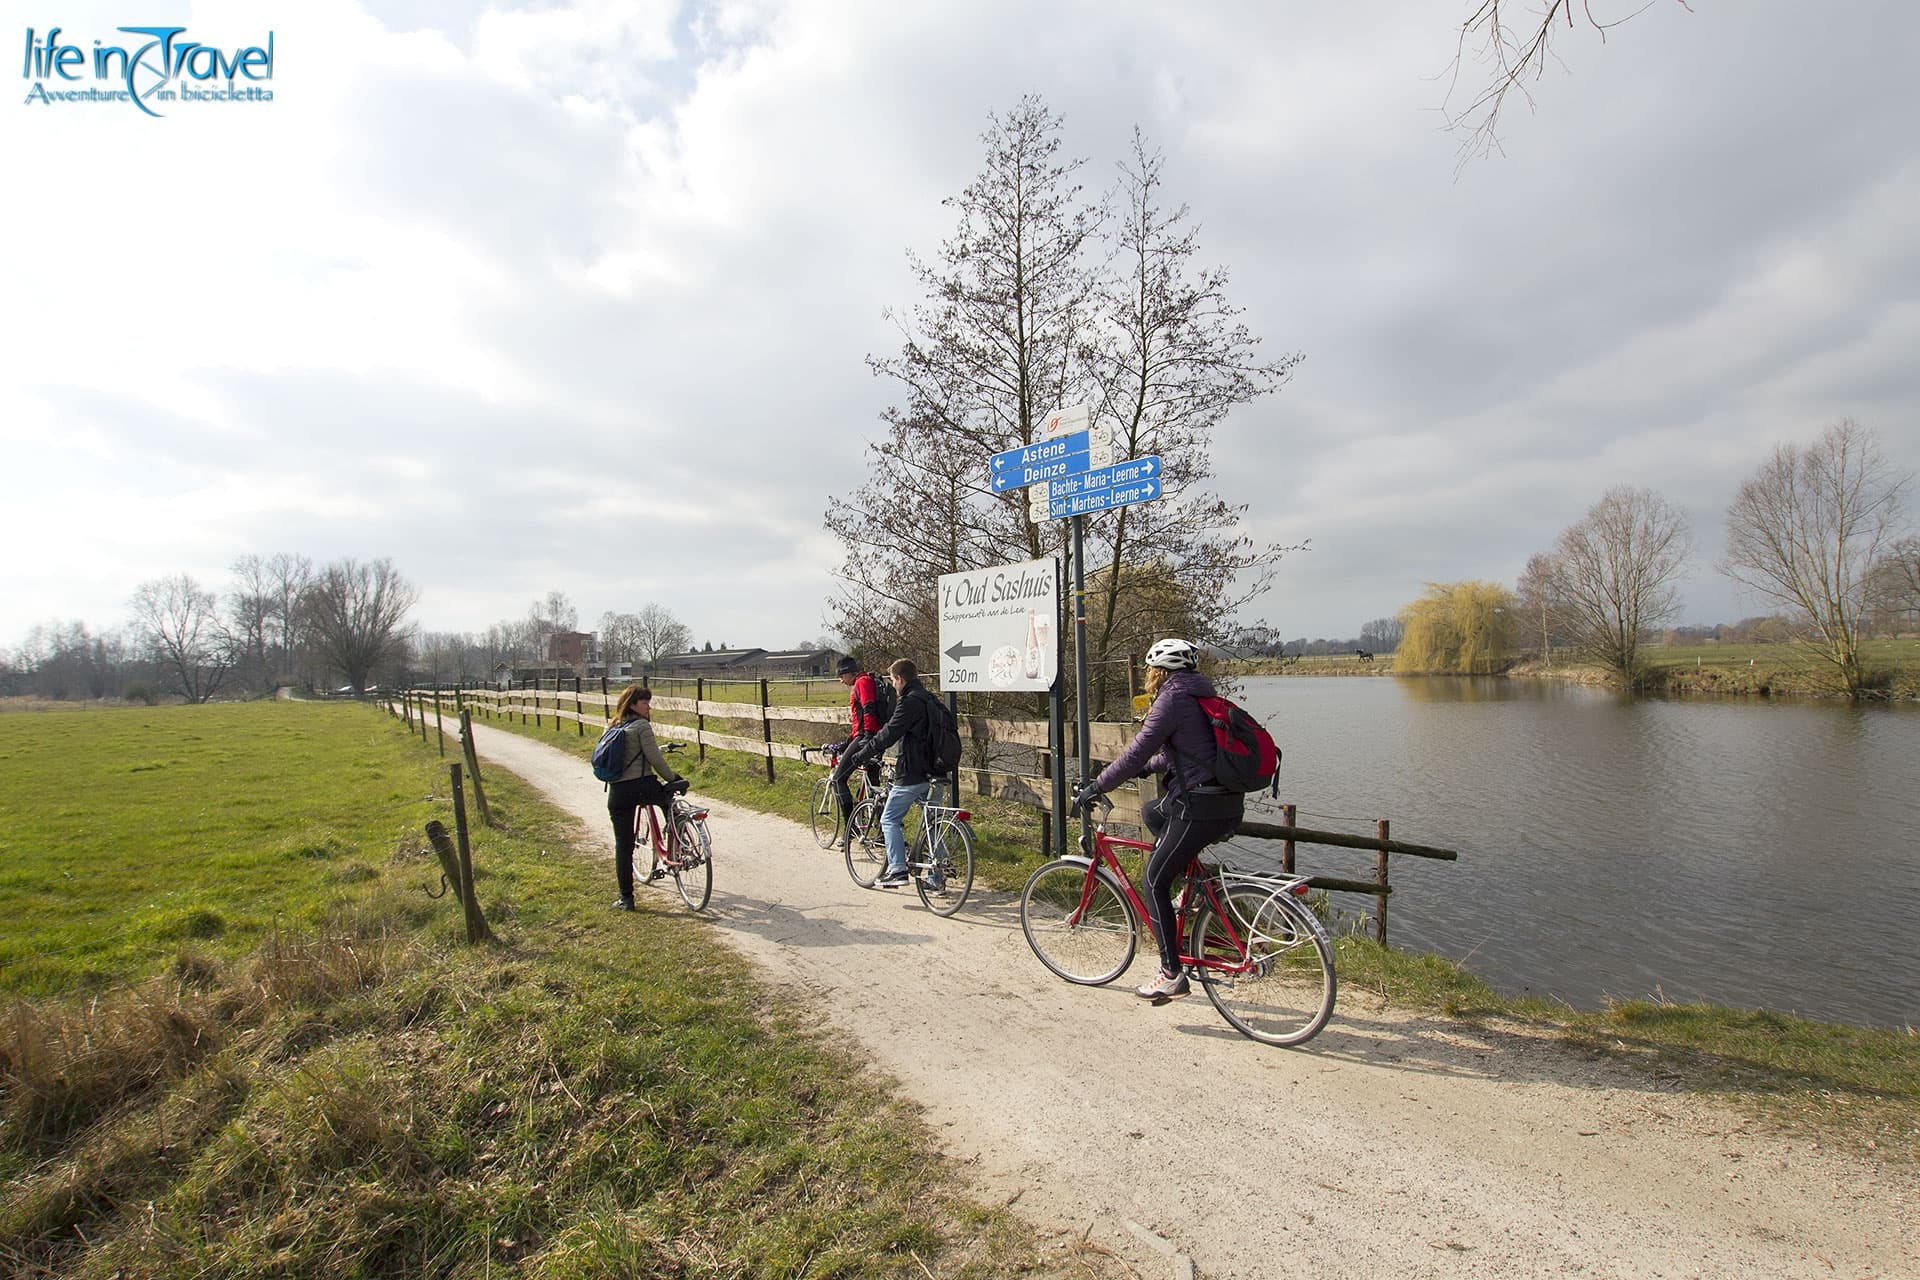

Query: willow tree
left=1396, top=581, right=1515, bottom=674
left=830, top=100, right=1299, bottom=705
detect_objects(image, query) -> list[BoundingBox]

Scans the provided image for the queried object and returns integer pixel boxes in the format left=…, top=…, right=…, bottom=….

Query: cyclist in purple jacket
left=1074, top=638, right=1244, bottom=1000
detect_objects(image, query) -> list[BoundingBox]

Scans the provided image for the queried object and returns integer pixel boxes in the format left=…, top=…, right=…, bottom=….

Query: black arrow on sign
left=945, top=640, right=981, bottom=661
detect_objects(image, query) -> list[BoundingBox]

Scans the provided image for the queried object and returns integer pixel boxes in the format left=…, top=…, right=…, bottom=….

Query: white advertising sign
left=937, top=556, right=1059, bottom=692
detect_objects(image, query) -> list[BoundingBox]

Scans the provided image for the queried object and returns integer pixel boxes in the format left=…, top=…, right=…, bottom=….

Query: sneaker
left=611, top=896, right=635, bottom=912
left=1135, top=969, right=1189, bottom=1000
left=875, top=872, right=911, bottom=889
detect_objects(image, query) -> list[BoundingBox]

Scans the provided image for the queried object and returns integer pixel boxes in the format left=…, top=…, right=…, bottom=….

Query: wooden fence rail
left=398, top=681, right=1457, bottom=944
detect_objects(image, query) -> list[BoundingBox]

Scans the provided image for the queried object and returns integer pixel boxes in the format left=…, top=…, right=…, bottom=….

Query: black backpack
left=924, top=696, right=963, bottom=776
left=860, top=673, right=897, bottom=730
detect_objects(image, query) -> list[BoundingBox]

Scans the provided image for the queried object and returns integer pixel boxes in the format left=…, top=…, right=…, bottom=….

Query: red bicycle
left=636, top=754, right=712, bottom=911
left=1018, top=795, right=1336, bottom=1047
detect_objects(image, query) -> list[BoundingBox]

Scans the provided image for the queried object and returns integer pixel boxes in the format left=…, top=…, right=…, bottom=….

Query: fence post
left=458, top=709, right=493, bottom=827
left=433, top=690, right=445, bottom=757
left=417, top=693, right=429, bottom=743
left=1281, top=803, right=1297, bottom=874
left=553, top=672, right=563, bottom=735
left=697, top=678, right=707, bottom=763
left=1375, top=818, right=1390, bottom=946
left=760, top=678, right=775, bottom=782
left=448, top=762, right=492, bottom=943
left=575, top=676, right=584, bottom=736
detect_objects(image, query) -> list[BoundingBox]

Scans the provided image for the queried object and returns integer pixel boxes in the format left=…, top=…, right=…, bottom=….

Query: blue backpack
left=591, top=722, right=632, bottom=782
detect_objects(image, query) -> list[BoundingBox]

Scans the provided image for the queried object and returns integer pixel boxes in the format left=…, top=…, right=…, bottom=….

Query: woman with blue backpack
left=600, top=685, right=687, bottom=911
left=1072, top=638, right=1245, bottom=1000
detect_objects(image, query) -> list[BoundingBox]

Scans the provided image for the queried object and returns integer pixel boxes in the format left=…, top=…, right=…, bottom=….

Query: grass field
left=0, top=702, right=1122, bottom=1279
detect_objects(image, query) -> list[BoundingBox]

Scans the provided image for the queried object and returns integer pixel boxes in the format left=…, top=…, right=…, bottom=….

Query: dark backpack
left=859, top=674, right=897, bottom=731
left=923, top=695, right=964, bottom=776
left=590, top=721, right=633, bottom=782
left=1191, top=695, right=1280, bottom=796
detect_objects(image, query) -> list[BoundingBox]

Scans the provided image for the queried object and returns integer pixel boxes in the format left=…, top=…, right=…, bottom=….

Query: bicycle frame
left=1067, top=821, right=1283, bottom=979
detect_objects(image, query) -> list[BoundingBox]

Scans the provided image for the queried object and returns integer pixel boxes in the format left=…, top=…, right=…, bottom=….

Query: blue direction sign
left=988, top=430, right=1091, bottom=492
left=1046, top=456, right=1164, bottom=518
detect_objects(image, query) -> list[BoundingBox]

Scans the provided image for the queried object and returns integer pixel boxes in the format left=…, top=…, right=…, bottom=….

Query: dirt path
left=459, top=719, right=1912, bottom=1278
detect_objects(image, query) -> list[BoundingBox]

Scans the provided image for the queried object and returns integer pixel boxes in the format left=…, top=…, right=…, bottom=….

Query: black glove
left=668, top=777, right=690, bottom=795
left=1070, top=786, right=1102, bottom=815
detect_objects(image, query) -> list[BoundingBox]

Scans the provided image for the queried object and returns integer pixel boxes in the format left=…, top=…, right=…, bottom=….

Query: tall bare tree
left=263, top=552, right=315, bottom=685
left=227, top=554, right=276, bottom=694
left=130, top=573, right=233, bottom=703
left=832, top=101, right=1298, bottom=703
left=1545, top=486, right=1691, bottom=681
left=306, top=558, right=419, bottom=695
left=1721, top=419, right=1911, bottom=698
left=1512, top=551, right=1575, bottom=663
left=1358, top=616, right=1406, bottom=654
left=832, top=95, right=1099, bottom=666
left=597, top=610, right=644, bottom=670
left=634, top=603, right=692, bottom=672
left=1078, top=130, right=1303, bottom=708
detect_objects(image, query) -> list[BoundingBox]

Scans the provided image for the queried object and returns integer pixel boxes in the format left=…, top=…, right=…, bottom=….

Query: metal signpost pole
left=1071, top=515, right=1092, bottom=855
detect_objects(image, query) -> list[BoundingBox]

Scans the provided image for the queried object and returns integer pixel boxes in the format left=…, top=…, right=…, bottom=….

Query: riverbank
left=1224, top=638, right=1920, bottom=700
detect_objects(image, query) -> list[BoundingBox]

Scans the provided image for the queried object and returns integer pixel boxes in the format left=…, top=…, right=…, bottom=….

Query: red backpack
left=1191, top=695, right=1280, bottom=797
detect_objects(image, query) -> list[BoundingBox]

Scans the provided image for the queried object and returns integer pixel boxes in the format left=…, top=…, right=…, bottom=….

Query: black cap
left=836, top=656, right=859, bottom=675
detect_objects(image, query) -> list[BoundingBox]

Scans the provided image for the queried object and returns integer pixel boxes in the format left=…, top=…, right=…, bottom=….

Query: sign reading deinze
left=937, top=556, right=1059, bottom=692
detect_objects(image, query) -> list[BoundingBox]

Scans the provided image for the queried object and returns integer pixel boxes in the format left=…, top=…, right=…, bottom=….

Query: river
left=1226, top=676, right=1920, bottom=1030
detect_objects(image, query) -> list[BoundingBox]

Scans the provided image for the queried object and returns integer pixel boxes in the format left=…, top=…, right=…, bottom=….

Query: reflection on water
left=1229, top=676, right=1920, bottom=1029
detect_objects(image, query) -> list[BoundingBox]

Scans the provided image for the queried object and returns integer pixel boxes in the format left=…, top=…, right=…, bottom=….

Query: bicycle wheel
left=1190, top=885, right=1335, bottom=1047
left=1019, top=860, right=1137, bottom=985
left=843, top=797, right=884, bottom=887
left=914, top=816, right=975, bottom=917
left=808, top=777, right=840, bottom=849
left=671, top=816, right=713, bottom=911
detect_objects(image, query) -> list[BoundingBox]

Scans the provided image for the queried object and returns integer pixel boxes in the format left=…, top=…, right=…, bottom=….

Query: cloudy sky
left=4, top=0, right=1916, bottom=653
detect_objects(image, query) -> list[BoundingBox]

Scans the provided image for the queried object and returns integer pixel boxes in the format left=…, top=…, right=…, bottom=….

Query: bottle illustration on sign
left=1025, top=610, right=1050, bottom=681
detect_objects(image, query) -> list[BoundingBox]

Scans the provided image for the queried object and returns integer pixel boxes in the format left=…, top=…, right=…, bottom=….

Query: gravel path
left=460, top=718, right=1912, bottom=1278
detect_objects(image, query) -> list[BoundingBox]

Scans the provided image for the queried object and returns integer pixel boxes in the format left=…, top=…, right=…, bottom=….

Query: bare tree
left=1865, top=537, right=1920, bottom=637
left=1721, top=419, right=1911, bottom=698
left=1513, top=552, right=1576, bottom=663
left=1078, top=129, right=1303, bottom=709
left=263, top=552, right=315, bottom=686
left=634, top=603, right=692, bottom=672
left=305, top=558, right=420, bottom=694
left=130, top=574, right=233, bottom=703
left=833, top=95, right=1099, bottom=665
left=1545, top=487, right=1691, bottom=680
left=1358, top=616, right=1406, bottom=654
left=1447, top=0, right=1692, bottom=162
left=598, top=610, right=645, bottom=670
left=227, top=554, right=275, bottom=694
left=832, top=101, right=1299, bottom=706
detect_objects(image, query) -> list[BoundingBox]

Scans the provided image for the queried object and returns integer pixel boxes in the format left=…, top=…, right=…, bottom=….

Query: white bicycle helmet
left=1143, top=638, right=1199, bottom=670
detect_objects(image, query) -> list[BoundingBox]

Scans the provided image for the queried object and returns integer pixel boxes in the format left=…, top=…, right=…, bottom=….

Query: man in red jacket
left=831, top=655, right=886, bottom=850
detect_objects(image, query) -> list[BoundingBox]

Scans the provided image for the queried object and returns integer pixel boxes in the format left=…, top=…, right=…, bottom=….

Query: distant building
left=547, top=631, right=596, bottom=668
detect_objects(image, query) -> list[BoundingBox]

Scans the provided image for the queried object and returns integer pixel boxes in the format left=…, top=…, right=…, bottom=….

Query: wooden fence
left=397, top=678, right=1457, bottom=944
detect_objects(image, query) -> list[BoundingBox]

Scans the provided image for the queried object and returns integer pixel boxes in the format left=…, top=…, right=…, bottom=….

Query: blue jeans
left=880, top=780, right=931, bottom=878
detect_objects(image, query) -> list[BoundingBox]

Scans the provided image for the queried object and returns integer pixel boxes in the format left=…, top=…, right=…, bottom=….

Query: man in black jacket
left=846, top=658, right=937, bottom=888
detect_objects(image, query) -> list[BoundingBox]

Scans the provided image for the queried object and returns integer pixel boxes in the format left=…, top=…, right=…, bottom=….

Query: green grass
left=0, top=703, right=1123, bottom=1279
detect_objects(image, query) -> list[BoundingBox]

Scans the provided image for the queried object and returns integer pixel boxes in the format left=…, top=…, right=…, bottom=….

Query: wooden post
left=424, top=819, right=463, bottom=902
left=575, top=676, right=584, bottom=736
left=433, top=691, right=445, bottom=757
left=1281, top=802, right=1297, bottom=875
left=553, top=671, right=563, bottom=735
left=1375, top=818, right=1390, bottom=946
left=1038, top=748, right=1053, bottom=857
left=760, top=678, right=775, bottom=782
left=449, top=762, right=492, bottom=942
left=696, top=678, right=707, bottom=763
left=419, top=694, right=430, bottom=744
left=458, top=709, right=493, bottom=828
left=401, top=694, right=413, bottom=730
left=454, top=683, right=464, bottom=714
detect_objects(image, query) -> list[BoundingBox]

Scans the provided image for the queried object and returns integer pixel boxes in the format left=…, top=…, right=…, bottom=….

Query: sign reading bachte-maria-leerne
left=21, top=26, right=275, bottom=116
left=937, top=557, right=1059, bottom=692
